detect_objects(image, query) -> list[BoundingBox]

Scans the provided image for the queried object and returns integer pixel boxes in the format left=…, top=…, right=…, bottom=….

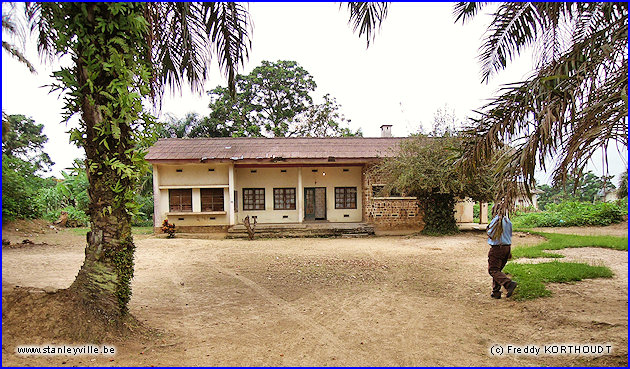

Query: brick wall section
left=362, top=164, right=424, bottom=230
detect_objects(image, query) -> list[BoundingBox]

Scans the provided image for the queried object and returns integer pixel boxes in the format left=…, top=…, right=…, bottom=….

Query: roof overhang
left=147, top=157, right=383, bottom=166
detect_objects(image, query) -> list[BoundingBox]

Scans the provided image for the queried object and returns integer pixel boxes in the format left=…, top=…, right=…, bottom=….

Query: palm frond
left=2, top=40, right=36, bottom=73
left=342, top=2, right=389, bottom=48
left=3, top=3, right=36, bottom=73
left=453, top=2, right=488, bottom=24
left=25, top=2, right=59, bottom=62
left=479, top=2, right=541, bottom=83
left=458, top=2, right=627, bottom=209
left=206, top=2, right=251, bottom=97
left=147, top=2, right=251, bottom=100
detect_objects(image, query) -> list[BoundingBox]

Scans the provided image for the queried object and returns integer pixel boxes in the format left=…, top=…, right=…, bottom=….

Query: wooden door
left=304, top=187, right=326, bottom=220
left=314, top=187, right=326, bottom=220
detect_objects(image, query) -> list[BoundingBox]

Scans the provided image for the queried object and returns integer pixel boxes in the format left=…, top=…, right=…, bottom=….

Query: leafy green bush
left=2, top=154, right=56, bottom=221
left=132, top=191, right=154, bottom=226
left=34, top=185, right=68, bottom=214
left=421, top=193, right=459, bottom=235
left=44, top=206, right=89, bottom=227
left=512, top=201, right=627, bottom=227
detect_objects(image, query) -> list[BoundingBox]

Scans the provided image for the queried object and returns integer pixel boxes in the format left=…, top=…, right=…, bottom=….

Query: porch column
left=228, top=164, right=235, bottom=225
left=480, top=202, right=488, bottom=224
left=297, top=167, right=304, bottom=223
left=152, top=164, right=160, bottom=229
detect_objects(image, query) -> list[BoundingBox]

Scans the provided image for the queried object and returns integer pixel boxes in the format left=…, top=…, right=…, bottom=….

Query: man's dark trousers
left=488, top=245, right=512, bottom=293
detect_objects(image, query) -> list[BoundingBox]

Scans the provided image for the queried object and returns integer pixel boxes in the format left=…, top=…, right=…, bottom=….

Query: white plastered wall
left=235, top=166, right=363, bottom=224
left=154, top=163, right=230, bottom=227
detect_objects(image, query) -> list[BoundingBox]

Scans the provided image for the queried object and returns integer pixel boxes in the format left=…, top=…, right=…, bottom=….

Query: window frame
left=334, top=187, right=357, bottom=209
left=200, top=188, right=225, bottom=212
left=169, top=189, right=193, bottom=212
left=243, top=188, right=265, bottom=211
left=372, top=184, right=403, bottom=198
left=273, top=188, right=296, bottom=210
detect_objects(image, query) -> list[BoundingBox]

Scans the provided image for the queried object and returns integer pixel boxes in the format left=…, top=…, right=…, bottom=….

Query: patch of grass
left=131, top=227, right=154, bottom=235
left=68, top=227, right=154, bottom=236
left=68, top=227, right=89, bottom=236
left=504, top=261, right=613, bottom=300
left=511, top=231, right=628, bottom=259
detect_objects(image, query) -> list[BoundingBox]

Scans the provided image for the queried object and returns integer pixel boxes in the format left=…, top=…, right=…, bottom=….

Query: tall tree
left=2, top=113, right=55, bottom=220
left=455, top=2, right=628, bottom=215
left=1, top=113, right=53, bottom=171
left=376, top=134, right=493, bottom=235
left=205, top=61, right=360, bottom=138
left=240, top=60, right=316, bottom=136
left=22, top=2, right=387, bottom=321
left=25, top=2, right=251, bottom=320
left=292, top=94, right=361, bottom=137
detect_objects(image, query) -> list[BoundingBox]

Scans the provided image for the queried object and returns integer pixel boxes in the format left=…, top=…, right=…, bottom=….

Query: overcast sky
left=2, top=2, right=627, bottom=184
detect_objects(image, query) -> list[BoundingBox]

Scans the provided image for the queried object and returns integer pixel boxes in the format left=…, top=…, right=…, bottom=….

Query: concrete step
left=226, top=223, right=375, bottom=239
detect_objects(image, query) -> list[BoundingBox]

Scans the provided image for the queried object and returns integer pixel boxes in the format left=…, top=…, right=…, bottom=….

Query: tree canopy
left=376, top=122, right=494, bottom=235
left=537, top=171, right=617, bottom=210
left=2, top=113, right=55, bottom=220
left=1, top=113, right=53, bottom=171
left=160, top=60, right=361, bottom=138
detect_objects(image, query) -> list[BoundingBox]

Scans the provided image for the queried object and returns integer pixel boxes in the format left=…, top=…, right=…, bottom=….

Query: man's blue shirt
left=487, top=215, right=512, bottom=246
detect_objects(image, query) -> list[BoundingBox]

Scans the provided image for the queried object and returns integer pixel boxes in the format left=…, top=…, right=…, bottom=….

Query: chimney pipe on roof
left=380, top=124, right=392, bottom=137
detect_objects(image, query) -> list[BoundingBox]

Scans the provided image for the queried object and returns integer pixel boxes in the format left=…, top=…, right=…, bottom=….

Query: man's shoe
left=505, top=281, right=518, bottom=298
left=491, top=291, right=501, bottom=299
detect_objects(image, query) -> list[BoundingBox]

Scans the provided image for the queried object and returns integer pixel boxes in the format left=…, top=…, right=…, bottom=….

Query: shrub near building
left=512, top=199, right=627, bottom=228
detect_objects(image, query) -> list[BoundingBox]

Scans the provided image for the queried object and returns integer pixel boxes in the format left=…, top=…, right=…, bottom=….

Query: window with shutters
left=169, top=189, right=192, bottom=212
left=201, top=188, right=224, bottom=212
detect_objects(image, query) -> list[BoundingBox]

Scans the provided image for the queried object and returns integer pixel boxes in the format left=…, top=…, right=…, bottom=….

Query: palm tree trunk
left=68, top=4, right=136, bottom=319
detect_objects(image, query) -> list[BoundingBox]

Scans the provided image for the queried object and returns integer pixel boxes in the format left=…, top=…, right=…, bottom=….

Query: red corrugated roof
left=146, top=137, right=407, bottom=161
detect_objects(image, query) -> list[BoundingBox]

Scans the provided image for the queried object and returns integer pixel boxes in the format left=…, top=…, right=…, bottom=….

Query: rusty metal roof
left=146, top=137, right=407, bottom=162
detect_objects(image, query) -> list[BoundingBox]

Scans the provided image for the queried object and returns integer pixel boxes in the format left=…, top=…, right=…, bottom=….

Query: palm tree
left=454, top=2, right=628, bottom=215
left=21, top=2, right=388, bottom=322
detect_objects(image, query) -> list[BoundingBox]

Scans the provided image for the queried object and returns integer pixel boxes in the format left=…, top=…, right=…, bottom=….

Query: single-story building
left=514, top=188, right=544, bottom=210
left=145, top=126, right=488, bottom=233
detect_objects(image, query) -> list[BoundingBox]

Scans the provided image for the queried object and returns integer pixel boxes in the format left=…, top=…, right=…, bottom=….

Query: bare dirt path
left=2, top=221, right=627, bottom=366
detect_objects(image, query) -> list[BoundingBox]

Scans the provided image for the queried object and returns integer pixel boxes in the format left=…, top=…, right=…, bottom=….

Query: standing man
left=487, top=212, right=518, bottom=299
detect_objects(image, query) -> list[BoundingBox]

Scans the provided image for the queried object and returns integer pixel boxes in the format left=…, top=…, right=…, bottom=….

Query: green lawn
left=504, top=261, right=613, bottom=300
left=511, top=231, right=628, bottom=259
left=504, top=231, right=625, bottom=300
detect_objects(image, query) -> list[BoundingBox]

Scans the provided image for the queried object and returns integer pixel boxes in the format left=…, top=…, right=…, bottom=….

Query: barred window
left=201, top=188, right=224, bottom=212
left=335, top=187, right=357, bottom=209
left=243, top=188, right=265, bottom=210
left=169, top=189, right=192, bottom=212
left=372, top=185, right=401, bottom=197
left=274, top=188, right=296, bottom=210
left=372, top=185, right=385, bottom=197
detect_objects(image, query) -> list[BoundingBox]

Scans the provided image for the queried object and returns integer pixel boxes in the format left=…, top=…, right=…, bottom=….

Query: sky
left=2, top=2, right=627, bottom=185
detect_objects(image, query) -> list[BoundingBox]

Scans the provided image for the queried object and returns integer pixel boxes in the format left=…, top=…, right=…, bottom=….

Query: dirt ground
left=2, top=220, right=628, bottom=366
